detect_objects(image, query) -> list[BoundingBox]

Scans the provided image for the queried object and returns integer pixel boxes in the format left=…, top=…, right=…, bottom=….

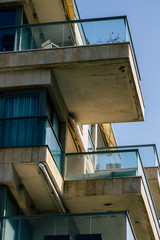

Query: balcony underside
left=32, top=0, right=67, bottom=22
left=63, top=177, right=159, bottom=240
left=0, top=146, right=63, bottom=214
left=0, top=43, right=144, bottom=124
left=145, top=167, right=160, bottom=218
left=54, top=58, right=144, bottom=124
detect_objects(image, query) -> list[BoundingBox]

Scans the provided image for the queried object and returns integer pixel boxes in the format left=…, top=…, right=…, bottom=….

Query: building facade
left=0, top=0, right=159, bottom=240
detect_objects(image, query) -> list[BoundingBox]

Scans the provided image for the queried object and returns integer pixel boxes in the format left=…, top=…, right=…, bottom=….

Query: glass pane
left=82, top=19, right=125, bottom=45
left=0, top=95, right=4, bottom=117
left=45, top=119, right=62, bottom=172
left=0, top=9, right=16, bottom=51
left=1, top=118, right=43, bottom=147
left=4, top=219, right=19, bottom=240
left=100, top=145, right=159, bottom=168
left=65, top=151, right=138, bottom=179
left=0, top=212, right=136, bottom=240
left=0, top=10, right=16, bottom=27
left=53, top=111, right=60, bottom=139
left=126, top=215, right=136, bottom=240
left=5, top=92, right=39, bottom=117
left=0, top=28, right=16, bottom=51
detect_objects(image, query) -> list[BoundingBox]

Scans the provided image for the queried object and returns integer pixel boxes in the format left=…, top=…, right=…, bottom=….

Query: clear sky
left=76, top=0, right=160, bottom=155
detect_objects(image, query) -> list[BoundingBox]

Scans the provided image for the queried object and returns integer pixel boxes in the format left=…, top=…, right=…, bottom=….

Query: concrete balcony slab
left=0, top=146, right=64, bottom=213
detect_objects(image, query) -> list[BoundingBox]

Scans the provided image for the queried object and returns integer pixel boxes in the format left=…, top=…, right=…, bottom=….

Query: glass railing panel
left=82, top=18, right=126, bottom=45
left=45, top=118, right=62, bottom=172
left=0, top=212, right=136, bottom=240
left=137, top=146, right=158, bottom=167
left=88, top=132, right=95, bottom=152
left=0, top=116, right=62, bottom=172
left=97, top=145, right=160, bottom=168
left=65, top=150, right=138, bottom=179
left=126, top=214, right=136, bottom=240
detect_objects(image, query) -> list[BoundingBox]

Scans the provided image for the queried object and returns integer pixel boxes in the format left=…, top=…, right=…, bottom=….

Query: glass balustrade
left=65, top=149, right=139, bottom=179
left=0, top=116, right=62, bottom=172
left=97, top=144, right=160, bottom=168
left=0, top=211, right=136, bottom=240
left=65, top=147, right=160, bottom=236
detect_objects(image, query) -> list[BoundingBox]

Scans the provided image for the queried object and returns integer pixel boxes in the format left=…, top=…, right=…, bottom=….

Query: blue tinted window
left=5, top=93, right=39, bottom=117
left=0, top=9, right=17, bottom=51
left=53, top=111, right=60, bottom=138
left=0, top=9, right=16, bottom=27
left=0, top=91, right=41, bottom=147
left=0, top=95, right=3, bottom=117
left=0, top=90, right=62, bottom=172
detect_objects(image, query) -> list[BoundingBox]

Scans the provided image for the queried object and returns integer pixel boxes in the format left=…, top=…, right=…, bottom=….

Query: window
left=0, top=89, right=62, bottom=171
left=0, top=186, right=32, bottom=240
left=0, top=90, right=42, bottom=147
left=0, top=7, right=32, bottom=51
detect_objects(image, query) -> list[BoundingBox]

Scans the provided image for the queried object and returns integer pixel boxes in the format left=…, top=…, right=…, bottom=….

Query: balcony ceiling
left=32, top=0, right=66, bottom=22
left=14, top=162, right=58, bottom=212
left=52, top=44, right=145, bottom=124
left=54, top=59, right=143, bottom=124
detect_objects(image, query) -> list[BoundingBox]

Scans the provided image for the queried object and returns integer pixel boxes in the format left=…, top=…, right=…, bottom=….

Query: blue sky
left=76, top=0, right=160, bottom=154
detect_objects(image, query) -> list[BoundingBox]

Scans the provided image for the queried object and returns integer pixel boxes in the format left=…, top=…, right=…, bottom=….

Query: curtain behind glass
left=5, top=93, right=39, bottom=117
left=2, top=93, right=41, bottom=147
left=0, top=96, right=3, bottom=117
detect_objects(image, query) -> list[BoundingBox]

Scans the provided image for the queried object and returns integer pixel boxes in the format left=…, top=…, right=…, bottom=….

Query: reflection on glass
left=0, top=117, right=62, bottom=172
left=0, top=212, right=136, bottom=240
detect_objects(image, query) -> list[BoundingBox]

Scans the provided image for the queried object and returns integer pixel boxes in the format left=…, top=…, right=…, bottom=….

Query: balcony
left=0, top=116, right=64, bottom=213
left=0, top=116, right=62, bottom=172
left=97, top=144, right=160, bottom=218
left=64, top=147, right=160, bottom=240
left=0, top=16, right=144, bottom=124
left=0, top=211, right=136, bottom=240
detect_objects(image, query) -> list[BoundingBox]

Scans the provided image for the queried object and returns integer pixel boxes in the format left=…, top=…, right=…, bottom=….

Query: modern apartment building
left=0, top=0, right=159, bottom=239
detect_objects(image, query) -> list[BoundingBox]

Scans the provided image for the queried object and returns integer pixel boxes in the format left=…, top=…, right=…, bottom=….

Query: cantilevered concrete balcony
left=0, top=16, right=144, bottom=124
left=107, top=144, right=160, bottom=219
left=0, top=145, right=64, bottom=214
left=64, top=148, right=160, bottom=240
